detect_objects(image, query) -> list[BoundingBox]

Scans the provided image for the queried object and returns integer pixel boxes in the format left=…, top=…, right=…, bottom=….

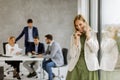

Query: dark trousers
left=6, top=61, right=21, bottom=73
left=0, top=67, right=4, bottom=80
left=12, top=61, right=20, bottom=73
left=25, top=42, right=34, bottom=54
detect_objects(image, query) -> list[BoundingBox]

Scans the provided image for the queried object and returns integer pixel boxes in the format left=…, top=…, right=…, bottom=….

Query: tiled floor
left=0, top=61, right=68, bottom=80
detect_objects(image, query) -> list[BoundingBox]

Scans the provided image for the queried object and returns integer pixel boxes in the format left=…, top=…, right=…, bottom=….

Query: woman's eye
left=79, top=24, right=82, bottom=26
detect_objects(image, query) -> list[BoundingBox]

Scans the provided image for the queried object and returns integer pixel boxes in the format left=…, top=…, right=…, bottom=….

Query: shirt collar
left=35, top=42, right=39, bottom=46
left=28, top=26, right=33, bottom=29
left=49, top=40, right=54, bottom=46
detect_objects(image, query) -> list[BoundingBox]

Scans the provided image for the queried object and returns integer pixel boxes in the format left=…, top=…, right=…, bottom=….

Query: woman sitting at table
left=6, top=36, right=22, bottom=79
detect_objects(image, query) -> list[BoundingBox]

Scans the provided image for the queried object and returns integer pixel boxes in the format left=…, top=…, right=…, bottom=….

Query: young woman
left=6, top=36, right=22, bottom=79
left=66, top=14, right=99, bottom=80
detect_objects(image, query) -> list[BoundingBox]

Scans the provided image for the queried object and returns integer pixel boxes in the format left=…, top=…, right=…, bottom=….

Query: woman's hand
left=74, top=31, right=81, bottom=47
left=74, top=31, right=81, bottom=39
left=84, top=25, right=91, bottom=40
left=86, top=29, right=90, bottom=40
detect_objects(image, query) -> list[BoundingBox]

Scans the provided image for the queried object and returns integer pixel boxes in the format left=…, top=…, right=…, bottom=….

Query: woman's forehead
left=75, top=20, right=83, bottom=23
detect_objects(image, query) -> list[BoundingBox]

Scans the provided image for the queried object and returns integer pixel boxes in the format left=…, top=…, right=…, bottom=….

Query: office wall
left=0, top=0, right=77, bottom=53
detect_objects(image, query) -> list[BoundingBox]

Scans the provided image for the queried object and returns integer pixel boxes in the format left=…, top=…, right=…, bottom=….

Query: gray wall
left=0, top=0, right=77, bottom=53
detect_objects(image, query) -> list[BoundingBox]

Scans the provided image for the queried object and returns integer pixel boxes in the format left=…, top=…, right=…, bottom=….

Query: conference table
left=0, top=54, right=44, bottom=79
left=0, top=54, right=44, bottom=61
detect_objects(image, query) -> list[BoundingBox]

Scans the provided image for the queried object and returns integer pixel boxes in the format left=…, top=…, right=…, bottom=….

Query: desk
left=0, top=55, right=43, bottom=61
left=0, top=55, right=44, bottom=79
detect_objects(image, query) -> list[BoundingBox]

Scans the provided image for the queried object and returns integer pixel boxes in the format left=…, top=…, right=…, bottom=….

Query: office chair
left=53, top=48, right=68, bottom=80
left=3, top=42, right=23, bottom=76
left=42, top=48, right=68, bottom=80
left=3, top=42, right=14, bottom=75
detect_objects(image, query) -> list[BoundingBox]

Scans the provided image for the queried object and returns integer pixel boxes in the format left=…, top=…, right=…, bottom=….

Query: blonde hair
left=8, top=36, right=15, bottom=42
left=74, top=14, right=90, bottom=32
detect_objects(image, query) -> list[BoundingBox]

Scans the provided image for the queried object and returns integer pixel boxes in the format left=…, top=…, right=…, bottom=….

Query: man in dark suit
left=23, top=36, right=45, bottom=78
left=16, top=19, right=39, bottom=54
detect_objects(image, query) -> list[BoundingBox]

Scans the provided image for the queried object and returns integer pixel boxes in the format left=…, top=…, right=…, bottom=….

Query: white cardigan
left=68, top=31, right=99, bottom=71
left=100, top=37, right=119, bottom=71
left=6, top=44, right=22, bottom=56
